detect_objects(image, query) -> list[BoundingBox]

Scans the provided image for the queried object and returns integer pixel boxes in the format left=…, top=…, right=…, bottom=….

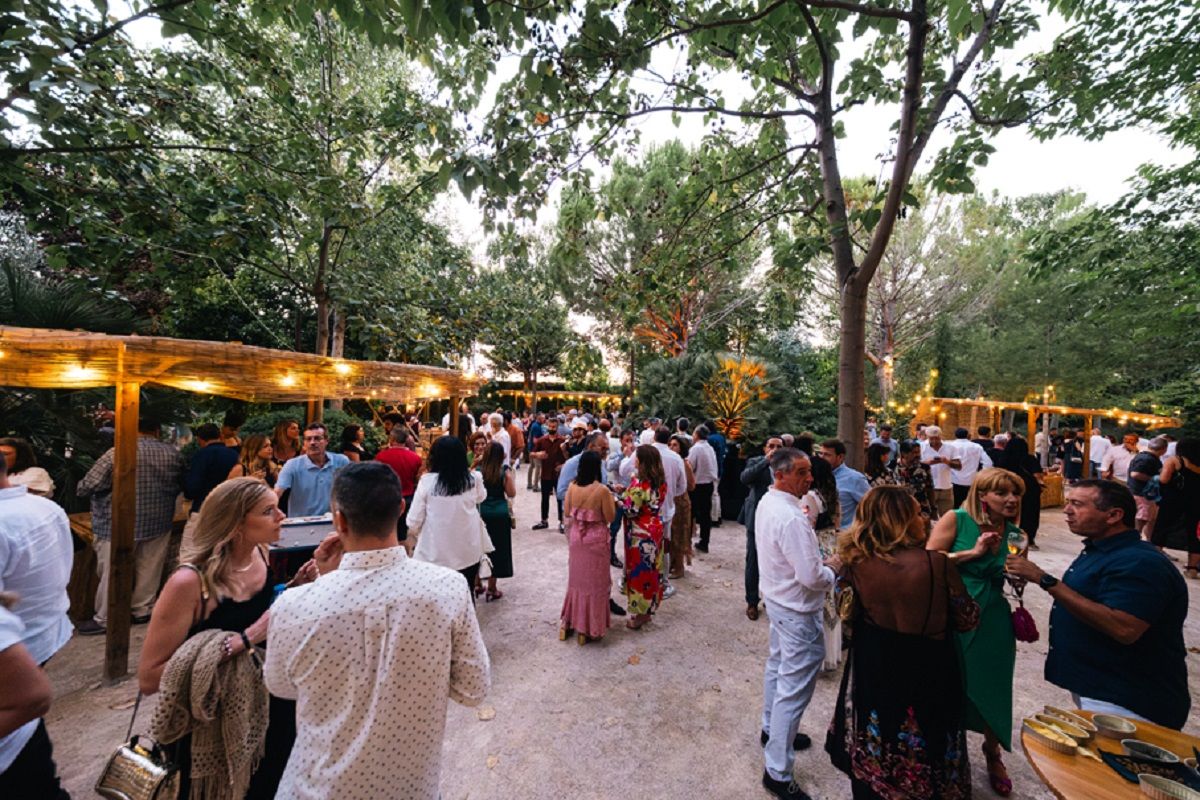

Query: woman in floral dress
left=806, top=455, right=843, bottom=670
left=621, top=445, right=668, bottom=630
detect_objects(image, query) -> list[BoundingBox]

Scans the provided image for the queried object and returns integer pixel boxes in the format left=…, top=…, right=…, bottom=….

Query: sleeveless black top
left=186, top=549, right=273, bottom=637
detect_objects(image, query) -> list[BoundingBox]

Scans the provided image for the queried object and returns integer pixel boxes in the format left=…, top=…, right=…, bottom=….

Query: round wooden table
left=1022, top=710, right=1200, bottom=799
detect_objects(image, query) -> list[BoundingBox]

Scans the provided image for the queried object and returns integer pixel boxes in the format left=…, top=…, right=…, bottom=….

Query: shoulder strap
left=175, top=563, right=210, bottom=626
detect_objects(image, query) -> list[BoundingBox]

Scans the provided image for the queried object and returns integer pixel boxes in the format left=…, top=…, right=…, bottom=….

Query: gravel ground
left=46, top=474, right=1200, bottom=799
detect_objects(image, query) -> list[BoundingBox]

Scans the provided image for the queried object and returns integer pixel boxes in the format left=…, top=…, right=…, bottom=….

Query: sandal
left=558, top=626, right=570, bottom=641
left=485, top=589, right=504, bottom=602
left=984, top=745, right=1012, bottom=796
left=746, top=605, right=760, bottom=621
left=473, top=583, right=484, bottom=596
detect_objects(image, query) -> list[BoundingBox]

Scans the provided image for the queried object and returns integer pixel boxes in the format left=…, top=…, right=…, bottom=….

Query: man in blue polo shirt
left=275, top=422, right=349, bottom=516
left=1006, top=479, right=1189, bottom=729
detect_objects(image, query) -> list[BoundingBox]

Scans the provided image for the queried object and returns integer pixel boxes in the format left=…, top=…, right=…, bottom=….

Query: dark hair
left=694, top=425, right=709, bottom=440
left=635, top=444, right=666, bottom=489
left=137, top=416, right=163, bottom=435
left=703, top=419, right=717, bottom=431
left=383, top=412, right=405, bottom=424
left=670, top=433, right=691, bottom=458
left=654, top=427, right=671, bottom=445
left=1072, top=479, right=1137, bottom=527
left=194, top=422, right=221, bottom=442
left=340, top=424, right=362, bottom=447
left=1000, top=435, right=1030, bottom=471
left=332, top=462, right=403, bottom=538
left=576, top=450, right=602, bottom=487
left=879, top=424, right=893, bottom=433
left=585, top=431, right=607, bottom=450
left=1176, top=438, right=1200, bottom=465
left=899, top=439, right=921, bottom=455
left=977, top=425, right=991, bottom=437
left=222, top=408, right=247, bottom=428
left=677, top=417, right=690, bottom=433
left=955, top=427, right=969, bottom=439
left=428, top=435, right=474, bottom=496
left=304, top=422, right=327, bottom=436
left=795, top=434, right=814, bottom=456
left=821, top=438, right=847, bottom=457
left=0, top=437, right=37, bottom=474
left=809, top=453, right=838, bottom=523
left=480, top=441, right=507, bottom=486
left=865, top=443, right=892, bottom=478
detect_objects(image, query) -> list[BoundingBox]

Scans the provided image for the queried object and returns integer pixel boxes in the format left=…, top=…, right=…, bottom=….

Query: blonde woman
left=227, top=434, right=281, bottom=488
left=137, top=477, right=316, bottom=798
left=828, top=486, right=978, bottom=799
left=927, top=467, right=1023, bottom=797
left=270, top=419, right=301, bottom=465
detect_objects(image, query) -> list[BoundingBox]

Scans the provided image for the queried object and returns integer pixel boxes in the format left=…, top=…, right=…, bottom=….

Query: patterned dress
left=621, top=479, right=667, bottom=616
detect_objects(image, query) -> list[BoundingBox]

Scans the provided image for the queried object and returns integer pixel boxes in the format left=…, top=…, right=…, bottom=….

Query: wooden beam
left=1082, top=414, right=1093, bottom=478
left=104, top=380, right=139, bottom=682
left=1027, top=408, right=1038, bottom=455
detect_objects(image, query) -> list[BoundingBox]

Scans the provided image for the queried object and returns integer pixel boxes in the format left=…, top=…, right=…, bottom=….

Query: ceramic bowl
left=1123, top=739, right=1181, bottom=763
left=1138, top=774, right=1200, bottom=800
left=1094, top=713, right=1138, bottom=739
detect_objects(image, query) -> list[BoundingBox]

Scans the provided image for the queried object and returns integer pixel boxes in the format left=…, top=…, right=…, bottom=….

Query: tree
left=561, top=341, right=611, bottom=392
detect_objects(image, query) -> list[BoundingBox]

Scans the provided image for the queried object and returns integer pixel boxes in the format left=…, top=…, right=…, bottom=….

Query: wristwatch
left=1038, top=573, right=1060, bottom=591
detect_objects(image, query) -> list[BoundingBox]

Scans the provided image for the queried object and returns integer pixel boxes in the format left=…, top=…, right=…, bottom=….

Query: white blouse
left=408, top=471, right=491, bottom=571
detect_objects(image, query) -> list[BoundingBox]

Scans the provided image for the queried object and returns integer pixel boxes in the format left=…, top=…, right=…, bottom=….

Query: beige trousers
left=93, top=534, right=172, bottom=624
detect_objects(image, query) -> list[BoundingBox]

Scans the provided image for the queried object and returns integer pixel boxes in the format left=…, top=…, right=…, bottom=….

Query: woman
left=620, top=445, right=668, bottom=630
left=339, top=424, right=367, bottom=462
left=476, top=442, right=516, bottom=601
left=560, top=451, right=617, bottom=644
left=0, top=437, right=54, bottom=497
left=467, top=429, right=489, bottom=468
left=1152, top=437, right=1200, bottom=578
left=270, top=420, right=301, bottom=465
left=927, top=467, right=1022, bottom=797
left=805, top=454, right=843, bottom=670
left=999, top=435, right=1043, bottom=548
left=227, top=434, right=280, bottom=488
left=408, top=436, right=491, bottom=596
left=137, top=478, right=316, bottom=798
left=1062, top=429, right=1086, bottom=483
left=667, top=434, right=696, bottom=579
left=828, top=486, right=980, bottom=800
left=863, top=442, right=897, bottom=488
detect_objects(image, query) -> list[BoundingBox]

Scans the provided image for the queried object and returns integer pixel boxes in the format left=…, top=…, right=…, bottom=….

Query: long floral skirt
left=817, top=527, right=843, bottom=670
left=624, top=512, right=664, bottom=617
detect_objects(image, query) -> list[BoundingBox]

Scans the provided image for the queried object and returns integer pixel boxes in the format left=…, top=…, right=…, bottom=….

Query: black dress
left=480, top=467, right=514, bottom=578
left=171, top=554, right=296, bottom=799
left=1152, top=463, right=1200, bottom=554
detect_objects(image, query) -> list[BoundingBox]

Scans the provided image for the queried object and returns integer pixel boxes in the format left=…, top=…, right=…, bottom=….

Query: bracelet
left=240, top=632, right=252, bottom=652
left=222, top=636, right=236, bottom=659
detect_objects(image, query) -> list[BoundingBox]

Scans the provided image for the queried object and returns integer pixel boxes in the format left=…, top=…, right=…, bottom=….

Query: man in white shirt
left=920, top=425, right=961, bottom=519
left=0, top=449, right=73, bottom=794
left=755, top=447, right=839, bottom=800
left=1089, top=428, right=1111, bottom=479
left=265, top=462, right=490, bottom=799
left=1101, top=433, right=1140, bottom=483
left=485, top=413, right=511, bottom=465
left=951, top=427, right=993, bottom=508
left=688, top=425, right=719, bottom=553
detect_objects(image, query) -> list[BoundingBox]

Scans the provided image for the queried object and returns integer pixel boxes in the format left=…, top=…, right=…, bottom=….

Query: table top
left=1021, top=710, right=1200, bottom=800
left=272, top=520, right=334, bottom=552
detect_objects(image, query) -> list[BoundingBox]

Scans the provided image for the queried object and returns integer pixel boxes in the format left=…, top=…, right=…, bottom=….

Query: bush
left=241, top=406, right=387, bottom=454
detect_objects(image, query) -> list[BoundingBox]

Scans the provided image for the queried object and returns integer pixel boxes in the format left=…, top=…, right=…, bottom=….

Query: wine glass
left=1006, top=528, right=1028, bottom=556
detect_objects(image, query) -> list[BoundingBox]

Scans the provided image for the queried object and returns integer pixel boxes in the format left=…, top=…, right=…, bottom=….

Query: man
left=739, top=436, right=782, bottom=621
left=504, top=412, right=525, bottom=471
left=688, top=425, right=719, bottom=553
left=275, top=422, right=350, bottom=517
left=1089, top=427, right=1111, bottom=480
left=381, top=412, right=405, bottom=439
left=526, top=413, right=546, bottom=489
left=565, top=420, right=587, bottom=457
left=868, top=424, right=899, bottom=461
left=755, top=448, right=839, bottom=800
left=77, top=416, right=184, bottom=635
left=705, top=419, right=728, bottom=528
left=950, top=427, right=992, bottom=508
left=265, top=462, right=490, bottom=797
left=1006, top=480, right=1189, bottom=729
left=530, top=417, right=567, bottom=530
left=556, top=431, right=610, bottom=500
left=440, top=402, right=476, bottom=438
left=1101, top=432, right=1140, bottom=483
left=895, top=439, right=936, bottom=521
left=638, top=418, right=659, bottom=445
left=915, top=423, right=928, bottom=443
left=973, top=425, right=997, bottom=462
left=1127, top=437, right=1167, bottom=540
left=181, top=422, right=239, bottom=550
left=0, top=450, right=72, bottom=796
left=818, top=439, right=870, bottom=529
left=375, top=426, right=422, bottom=540
left=919, top=425, right=960, bottom=518
left=606, top=431, right=635, bottom=569
left=992, top=432, right=1009, bottom=455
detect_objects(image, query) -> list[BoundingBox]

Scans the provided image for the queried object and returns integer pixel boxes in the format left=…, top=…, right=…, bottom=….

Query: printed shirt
left=265, top=547, right=490, bottom=799
left=1046, top=531, right=1190, bottom=729
left=77, top=436, right=184, bottom=540
left=276, top=452, right=350, bottom=517
left=618, top=443, right=687, bottom=522
left=754, top=488, right=835, bottom=613
left=896, top=461, right=936, bottom=518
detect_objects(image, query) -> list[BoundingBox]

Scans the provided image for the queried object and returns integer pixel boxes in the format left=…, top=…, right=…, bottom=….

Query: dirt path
left=47, top=477, right=1200, bottom=798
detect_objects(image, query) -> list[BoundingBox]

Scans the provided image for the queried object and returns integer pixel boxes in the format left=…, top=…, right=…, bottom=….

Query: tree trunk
left=530, top=369, right=539, bottom=415
left=838, top=280, right=870, bottom=469
left=328, top=306, right=346, bottom=410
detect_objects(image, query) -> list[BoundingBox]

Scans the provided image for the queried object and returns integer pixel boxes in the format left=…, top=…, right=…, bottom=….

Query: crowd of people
left=0, top=404, right=1194, bottom=799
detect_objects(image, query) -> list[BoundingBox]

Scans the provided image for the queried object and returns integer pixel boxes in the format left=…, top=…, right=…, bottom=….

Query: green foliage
left=560, top=342, right=610, bottom=392
left=635, top=351, right=716, bottom=423
left=477, top=247, right=570, bottom=388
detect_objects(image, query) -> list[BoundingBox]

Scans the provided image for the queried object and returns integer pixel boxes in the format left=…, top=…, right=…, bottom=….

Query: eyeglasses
left=303, top=435, right=326, bottom=442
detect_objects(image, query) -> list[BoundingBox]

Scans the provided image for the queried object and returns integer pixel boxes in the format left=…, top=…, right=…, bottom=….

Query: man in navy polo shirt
left=275, top=422, right=349, bottom=516
left=1006, top=479, right=1189, bottom=729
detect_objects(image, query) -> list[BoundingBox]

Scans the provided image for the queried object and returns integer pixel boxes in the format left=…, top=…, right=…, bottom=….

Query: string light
left=62, top=364, right=101, bottom=382
left=333, top=362, right=352, bottom=375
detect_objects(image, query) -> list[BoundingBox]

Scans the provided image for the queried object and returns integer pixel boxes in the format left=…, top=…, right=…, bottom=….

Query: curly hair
left=837, top=486, right=925, bottom=566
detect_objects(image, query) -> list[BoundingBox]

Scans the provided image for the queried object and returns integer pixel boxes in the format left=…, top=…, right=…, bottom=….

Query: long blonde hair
left=179, top=477, right=271, bottom=600
left=239, top=434, right=279, bottom=481
left=838, top=486, right=925, bottom=566
left=962, top=467, right=1025, bottom=527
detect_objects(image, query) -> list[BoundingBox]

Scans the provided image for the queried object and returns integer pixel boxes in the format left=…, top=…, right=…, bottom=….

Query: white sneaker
left=663, top=584, right=677, bottom=599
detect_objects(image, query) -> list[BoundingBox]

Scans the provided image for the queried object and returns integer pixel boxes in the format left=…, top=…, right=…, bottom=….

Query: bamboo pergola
left=496, top=388, right=625, bottom=410
left=913, top=395, right=1181, bottom=476
left=0, top=326, right=483, bottom=680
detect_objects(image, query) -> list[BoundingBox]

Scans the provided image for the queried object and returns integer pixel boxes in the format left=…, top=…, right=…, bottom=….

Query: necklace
left=232, top=554, right=256, bottom=573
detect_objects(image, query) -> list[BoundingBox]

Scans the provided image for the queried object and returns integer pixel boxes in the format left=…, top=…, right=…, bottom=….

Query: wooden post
left=1027, top=408, right=1038, bottom=452
left=1082, top=414, right=1093, bottom=478
left=104, top=380, right=139, bottom=682
left=306, top=398, right=323, bottom=425
left=449, top=396, right=461, bottom=439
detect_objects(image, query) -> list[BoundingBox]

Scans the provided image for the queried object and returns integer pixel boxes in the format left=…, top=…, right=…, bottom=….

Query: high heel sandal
left=577, top=633, right=589, bottom=645
left=558, top=626, right=570, bottom=641
left=984, top=745, right=1012, bottom=796
left=485, top=589, right=504, bottom=602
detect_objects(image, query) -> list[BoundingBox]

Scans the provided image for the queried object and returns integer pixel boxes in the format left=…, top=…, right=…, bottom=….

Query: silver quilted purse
left=95, top=694, right=180, bottom=800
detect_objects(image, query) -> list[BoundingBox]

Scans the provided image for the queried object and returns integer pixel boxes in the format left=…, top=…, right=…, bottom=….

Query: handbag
left=96, top=693, right=181, bottom=800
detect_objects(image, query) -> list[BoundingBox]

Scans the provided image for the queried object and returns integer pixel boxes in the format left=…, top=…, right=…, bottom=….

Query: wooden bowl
left=1123, top=739, right=1181, bottom=763
left=1138, top=774, right=1200, bottom=800
left=1034, top=714, right=1092, bottom=745
left=1094, top=713, right=1138, bottom=739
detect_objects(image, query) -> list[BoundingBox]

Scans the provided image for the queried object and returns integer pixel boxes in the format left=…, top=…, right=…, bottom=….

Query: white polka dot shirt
left=265, top=546, right=491, bottom=799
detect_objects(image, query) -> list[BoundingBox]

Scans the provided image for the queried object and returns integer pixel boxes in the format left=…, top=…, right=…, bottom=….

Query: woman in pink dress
left=560, top=451, right=616, bottom=644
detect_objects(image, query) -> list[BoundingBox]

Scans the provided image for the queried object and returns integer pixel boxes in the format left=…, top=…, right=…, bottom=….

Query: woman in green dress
left=927, top=467, right=1024, bottom=797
